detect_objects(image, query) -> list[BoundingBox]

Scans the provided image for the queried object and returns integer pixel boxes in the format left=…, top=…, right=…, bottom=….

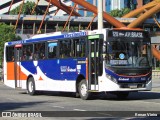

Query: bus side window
left=73, top=39, right=86, bottom=57
left=34, top=43, right=45, bottom=60
left=48, top=42, right=57, bottom=59
left=6, top=46, right=14, bottom=62
left=22, top=44, right=33, bottom=61
left=60, top=40, right=71, bottom=58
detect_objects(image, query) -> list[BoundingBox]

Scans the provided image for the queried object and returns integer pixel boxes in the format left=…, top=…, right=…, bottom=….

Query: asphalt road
left=0, top=78, right=160, bottom=120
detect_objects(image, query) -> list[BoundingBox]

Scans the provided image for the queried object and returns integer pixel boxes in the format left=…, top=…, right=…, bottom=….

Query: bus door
left=14, top=44, right=22, bottom=88
left=87, top=35, right=103, bottom=91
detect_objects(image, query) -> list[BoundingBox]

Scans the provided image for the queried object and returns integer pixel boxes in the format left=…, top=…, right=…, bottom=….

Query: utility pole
left=98, top=0, right=103, bottom=31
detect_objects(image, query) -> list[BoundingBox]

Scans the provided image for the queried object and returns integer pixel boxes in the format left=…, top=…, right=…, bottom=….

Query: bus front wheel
left=78, top=79, right=91, bottom=100
left=27, top=77, right=36, bottom=95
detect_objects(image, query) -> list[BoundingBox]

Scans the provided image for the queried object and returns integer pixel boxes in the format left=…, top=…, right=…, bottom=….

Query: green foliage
left=109, top=8, right=131, bottom=17
left=0, top=23, right=21, bottom=65
left=9, top=1, right=45, bottom=15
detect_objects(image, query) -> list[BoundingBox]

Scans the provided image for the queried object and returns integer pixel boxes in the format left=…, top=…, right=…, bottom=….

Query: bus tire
left=78, top=79, right=91, bottom=100
left=27, top=77, right=36, bottom=95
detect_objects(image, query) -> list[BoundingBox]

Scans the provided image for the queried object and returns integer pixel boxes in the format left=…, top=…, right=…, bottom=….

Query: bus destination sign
left=109, top=31, right=144, bottom=38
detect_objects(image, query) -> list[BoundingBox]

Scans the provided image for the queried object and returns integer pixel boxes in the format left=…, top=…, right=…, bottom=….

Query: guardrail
left=152, top=70, right=160, bottom=78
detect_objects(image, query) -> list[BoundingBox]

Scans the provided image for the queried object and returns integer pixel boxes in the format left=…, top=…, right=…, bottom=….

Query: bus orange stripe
left=86, top=58, right=88, bottom=81
left=7, top=62, right=28, bottom=80
left=7, top=62, right=15, bottom=80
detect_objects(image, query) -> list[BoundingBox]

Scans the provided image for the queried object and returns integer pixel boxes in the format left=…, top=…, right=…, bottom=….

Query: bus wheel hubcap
left=81, top=83, right=87, bottom=96
left=29, top=82, right=33, bottom=92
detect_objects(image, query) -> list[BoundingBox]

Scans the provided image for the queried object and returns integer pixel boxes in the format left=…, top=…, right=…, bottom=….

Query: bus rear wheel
left=78, top=79, right=91, bottom=100
left=27, top=77, right=36, bottom=95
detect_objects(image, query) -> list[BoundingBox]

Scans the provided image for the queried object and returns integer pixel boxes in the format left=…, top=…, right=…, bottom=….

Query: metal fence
left=152, top=70, right=160, bottom=78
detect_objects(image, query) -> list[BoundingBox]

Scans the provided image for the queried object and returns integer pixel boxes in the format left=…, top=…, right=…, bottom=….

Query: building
left=0, top=0, right=48, bottom=14
left=50, top=0, right=126, bottom=16
left=49, top=0, right=154, bottom=16
left=0, top=0, right=157, bottom=17
left=49, top=0, right=73, bottom=16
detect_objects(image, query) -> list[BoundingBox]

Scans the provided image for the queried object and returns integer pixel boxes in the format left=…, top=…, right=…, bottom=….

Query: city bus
left=3, top=28, right=152, bottom=100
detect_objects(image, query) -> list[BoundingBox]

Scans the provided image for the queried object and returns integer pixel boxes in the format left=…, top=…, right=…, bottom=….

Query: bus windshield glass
left=105, top=39, right=151, bottom=68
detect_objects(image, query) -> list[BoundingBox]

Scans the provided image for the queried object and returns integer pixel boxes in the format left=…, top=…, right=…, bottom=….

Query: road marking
left=73, top=109, right=86, bottom=111
left=52, top=106, right=65, bottom=109
left=6, top=98, right=15, bottom=101
left=122, top=118, right=138, bottom=120
left=142, top=101, right=160, bottom=105
left=97, top=112, right=112, bottom=117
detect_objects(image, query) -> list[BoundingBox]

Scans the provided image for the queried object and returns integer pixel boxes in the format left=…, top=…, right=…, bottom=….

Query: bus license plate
left=129, top=84, right=137, bottom=89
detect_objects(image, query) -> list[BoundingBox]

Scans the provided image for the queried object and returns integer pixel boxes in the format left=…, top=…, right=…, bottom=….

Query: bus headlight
left=112, top=77, right=117, bottom=83
left=148, top=76, right=151, bottom=81
left=146, top=76, right=152, bottom=84
left=106, top=74, right=117, bottom=83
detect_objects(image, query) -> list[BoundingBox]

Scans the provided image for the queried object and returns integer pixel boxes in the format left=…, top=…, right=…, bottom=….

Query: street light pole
left=98, top=0, right=103, bottom=31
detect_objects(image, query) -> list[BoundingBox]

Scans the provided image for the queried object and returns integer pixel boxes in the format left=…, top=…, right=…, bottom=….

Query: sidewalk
left=152, top=77, right=160, bottom=91
left=152, top=78, right=160, bottom=81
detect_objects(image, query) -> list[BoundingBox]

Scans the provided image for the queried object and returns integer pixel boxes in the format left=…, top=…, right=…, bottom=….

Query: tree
left=110, top=8, right=131, bottom=17
left=0, top=23, right=21, bottom=66
left=9, top=1, right=45, bottom=15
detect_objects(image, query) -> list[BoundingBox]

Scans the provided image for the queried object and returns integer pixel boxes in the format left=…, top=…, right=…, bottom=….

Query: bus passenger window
left=48, top=42, right=57, bottom=58
left=60, top=40, right=71, bottom=58
left=11, top=56, right=14, bottom=61
left=22, top=44, right=33, bottom=61
left=29, top=52, right=33, bottom=60
left=73, top=39, right=86, bottom=57
left=6, top=46, right=14, bottom=62
left=22, top=49, right=27, bottom=60
left=34, top=43, right=45, bottom=60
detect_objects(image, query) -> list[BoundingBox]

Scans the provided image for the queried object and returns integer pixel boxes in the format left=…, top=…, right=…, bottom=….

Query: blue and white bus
left=3, top=28, right=152, bottom=100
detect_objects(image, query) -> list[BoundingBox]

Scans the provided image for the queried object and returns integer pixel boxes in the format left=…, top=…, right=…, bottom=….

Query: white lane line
left=96, top=112, right=112, bottom=117
left=52, top=106, right=65, bottom=109
left=73, top=109, right=86, bottom=111
left=6, top=98, right=15, bottom=101
left=142, top=101, right=160, bottom=105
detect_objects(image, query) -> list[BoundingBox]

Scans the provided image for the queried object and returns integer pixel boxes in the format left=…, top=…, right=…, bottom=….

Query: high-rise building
left=111, top=0, right=124, bottom=11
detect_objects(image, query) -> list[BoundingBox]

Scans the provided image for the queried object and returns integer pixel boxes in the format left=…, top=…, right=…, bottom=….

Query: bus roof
left=31, top=31, right=64, bottom=39
left=7, top=31, right=88, bottom=46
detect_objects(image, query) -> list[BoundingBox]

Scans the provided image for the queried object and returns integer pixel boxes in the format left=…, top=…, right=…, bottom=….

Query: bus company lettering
left=60, top=66, right=76, bottom=72
left=8, top=41, right=22, bottom=45
left=118, top=77, right=129, bottom=81
left=64, top=32, right=87, bottom=38
left=67, top=67, right=76, bottom=72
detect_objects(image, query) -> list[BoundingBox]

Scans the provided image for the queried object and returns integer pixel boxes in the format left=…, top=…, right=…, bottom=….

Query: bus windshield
left=105, top=39, right=151, bottom=68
